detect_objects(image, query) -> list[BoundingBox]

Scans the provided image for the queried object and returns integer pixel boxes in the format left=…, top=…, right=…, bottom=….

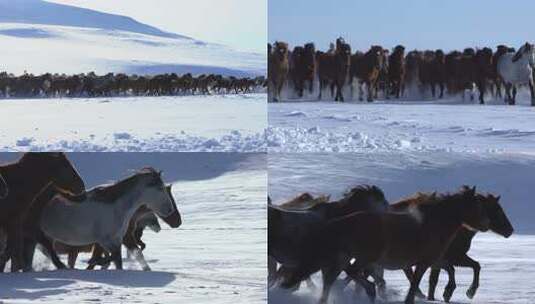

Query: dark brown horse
left=474, top=47, right=494, bottom=104
left=290, top=43, right=316, bottom=98
left=419, top=50, right=447, bottom=98
left=279, top=186, right=492, bottom=304
left=317, top=39, right=351, bottom=101
left=269, top=41, right=289, bottom=102
left=350, top=46, right=385, bottom=102
left=268, top=186, right=388, bottom=292
left=388, top=45, right=406, bottom=99
left=0, top=153, right=85, bottom=272
left=424, top=193, right=513, bottom=302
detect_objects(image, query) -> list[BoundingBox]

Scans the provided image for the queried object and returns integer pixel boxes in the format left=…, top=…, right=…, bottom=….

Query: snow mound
left=269, top=102, right=535, bottom=153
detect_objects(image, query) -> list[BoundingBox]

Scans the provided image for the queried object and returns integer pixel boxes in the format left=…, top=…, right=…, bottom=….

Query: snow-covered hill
left=0, top=0, right=265, bottom=76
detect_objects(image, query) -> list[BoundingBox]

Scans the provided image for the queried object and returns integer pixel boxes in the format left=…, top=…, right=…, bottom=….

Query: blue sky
left=49, top=0, right=266, bottom=53
left=269, top=0, right=535, bottom=52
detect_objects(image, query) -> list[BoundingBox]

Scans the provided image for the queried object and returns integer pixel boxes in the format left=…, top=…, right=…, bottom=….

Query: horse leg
left=455, top=254, right=480, bottom=299
left=318, top=266, right=341, bottom=304
left=68, top=249, right=78, bottom=269
left=369, top=265, right=386, bottom=299
left=512, top=85, right=517, bottom=105
left=268, top=256, right=278, bottom=287
left=427, top=266, right=440, bottom=301
left=344, top=261, right=377, bottom=302
left=478, top=80, right=485, bottom=104
left=529, top=80, right=535, bottom=106
left=318, top=80, right=323, bottom=100
left=442, top=264, right=457, bottom=303
left=36, top=233, right=67, bottom=270
left=367, top=81, right=374, bottom=102
left=22, top=238, right=37, bottom=272
left=405, top=263, right=429, bottom=304
left=358, top=81, right=364, bottom=101
left=402, top=267, right=426, bottom=298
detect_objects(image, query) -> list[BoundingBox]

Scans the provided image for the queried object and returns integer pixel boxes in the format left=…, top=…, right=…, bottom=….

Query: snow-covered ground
left=0, top=0, right=265, bottom=76
left=0, top=94, right=267, bottom=152
left=268, top=100, right=535, bottom=153
left=268, top=152, right=535, bottom=303
left=0, top=152, right=267, bottom=304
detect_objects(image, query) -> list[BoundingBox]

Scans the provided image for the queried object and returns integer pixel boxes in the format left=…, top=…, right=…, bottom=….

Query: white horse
left=40, top=168, right=180, bottom=270
left=497, top=42, right=535, bottom=105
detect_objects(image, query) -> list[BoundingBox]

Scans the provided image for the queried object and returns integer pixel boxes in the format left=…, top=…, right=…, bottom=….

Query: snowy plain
left=0, top=153, right=267, bottom=304
left=0, top=94, right=267, bottom=152
left=268, top=96, right=535, bottom=153
left=268, top=152, right=535, bottom=303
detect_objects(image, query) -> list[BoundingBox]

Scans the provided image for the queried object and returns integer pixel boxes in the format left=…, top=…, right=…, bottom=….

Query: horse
left=45, top=205, right=162, bottom=271
left=317, top=39, right=352, bottom=102
left=388, top=45, right=406, bottom=99
left=473, top=48, right=495, bottom=104
left=268, top=186, right=388, bottom=290
left=37, top=168, right=180, bottom=270
left=350, top=46, right=385, bottom=102
left=423, top=193, right=513, bottom=301
left=269, top=41, right=289, bottom=102
left=86, top=185, right=177, bottom=271
left=497, top=42, right=535, bottom=105
left=0, top=173, right=8, bottom=199
left=419, top=50, right=447, bottom=99
left=280, top=186, right=494, bottom=304
left=0, top=152, right=85, bottom=272
left=290, top=44, right=316, bottom=98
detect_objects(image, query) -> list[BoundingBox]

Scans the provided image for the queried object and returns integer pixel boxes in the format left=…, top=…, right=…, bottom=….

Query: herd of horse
left=0, top=72, right=266, bottom=98
left=268, top=185, right=514, bottom=304
left=268, top=39, right=535, bottom=105
left=0, top=153, right=182, bottom=272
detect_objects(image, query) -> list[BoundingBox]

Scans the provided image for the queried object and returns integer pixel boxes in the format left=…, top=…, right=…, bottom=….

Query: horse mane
left=340, top=185, right=385, bottom=202
left=511, top=43, right=530, bottom=62
left=393, top=185, right=476, bottom=210
left=59, top=167, right=161, bottom=204
left=280, top=192, right=330, bottom=210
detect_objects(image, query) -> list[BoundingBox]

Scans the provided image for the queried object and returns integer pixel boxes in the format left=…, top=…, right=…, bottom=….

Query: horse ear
left=470, top=186, right=476, bottom=195
left=496, top=195, right=501, bottom=201
left=512, top=47, right=524, bottom=62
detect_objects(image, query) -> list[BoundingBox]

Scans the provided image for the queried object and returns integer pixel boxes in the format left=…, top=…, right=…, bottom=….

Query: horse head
left=139, top=169, right=181, bottom=228
left=480, top=193, right=514, bottom=238
left=458, top=185, right=490, bottom=233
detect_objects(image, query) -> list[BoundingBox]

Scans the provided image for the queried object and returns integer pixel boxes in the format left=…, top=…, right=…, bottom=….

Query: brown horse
left=350, top=46, right=385, bottom=102
left=269, top=41, right=289, bottom=102
left=0, top=153, right=85, bottom=272
left=419, top=50, right=447, bottom=99
left=388, top=45, right=406, bottom=99
left=280, top=186, right=492, bottom=304
left=317, top=39, right=351, bottom=102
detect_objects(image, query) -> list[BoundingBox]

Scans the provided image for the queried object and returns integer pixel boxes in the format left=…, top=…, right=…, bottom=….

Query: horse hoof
left=443, top=290, right=453, bottom=303
left=142, top=266, right=151, bottom=271
left=415, top=289, right=426, bottom=299
left=466, top=287, right=477, bottom=299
